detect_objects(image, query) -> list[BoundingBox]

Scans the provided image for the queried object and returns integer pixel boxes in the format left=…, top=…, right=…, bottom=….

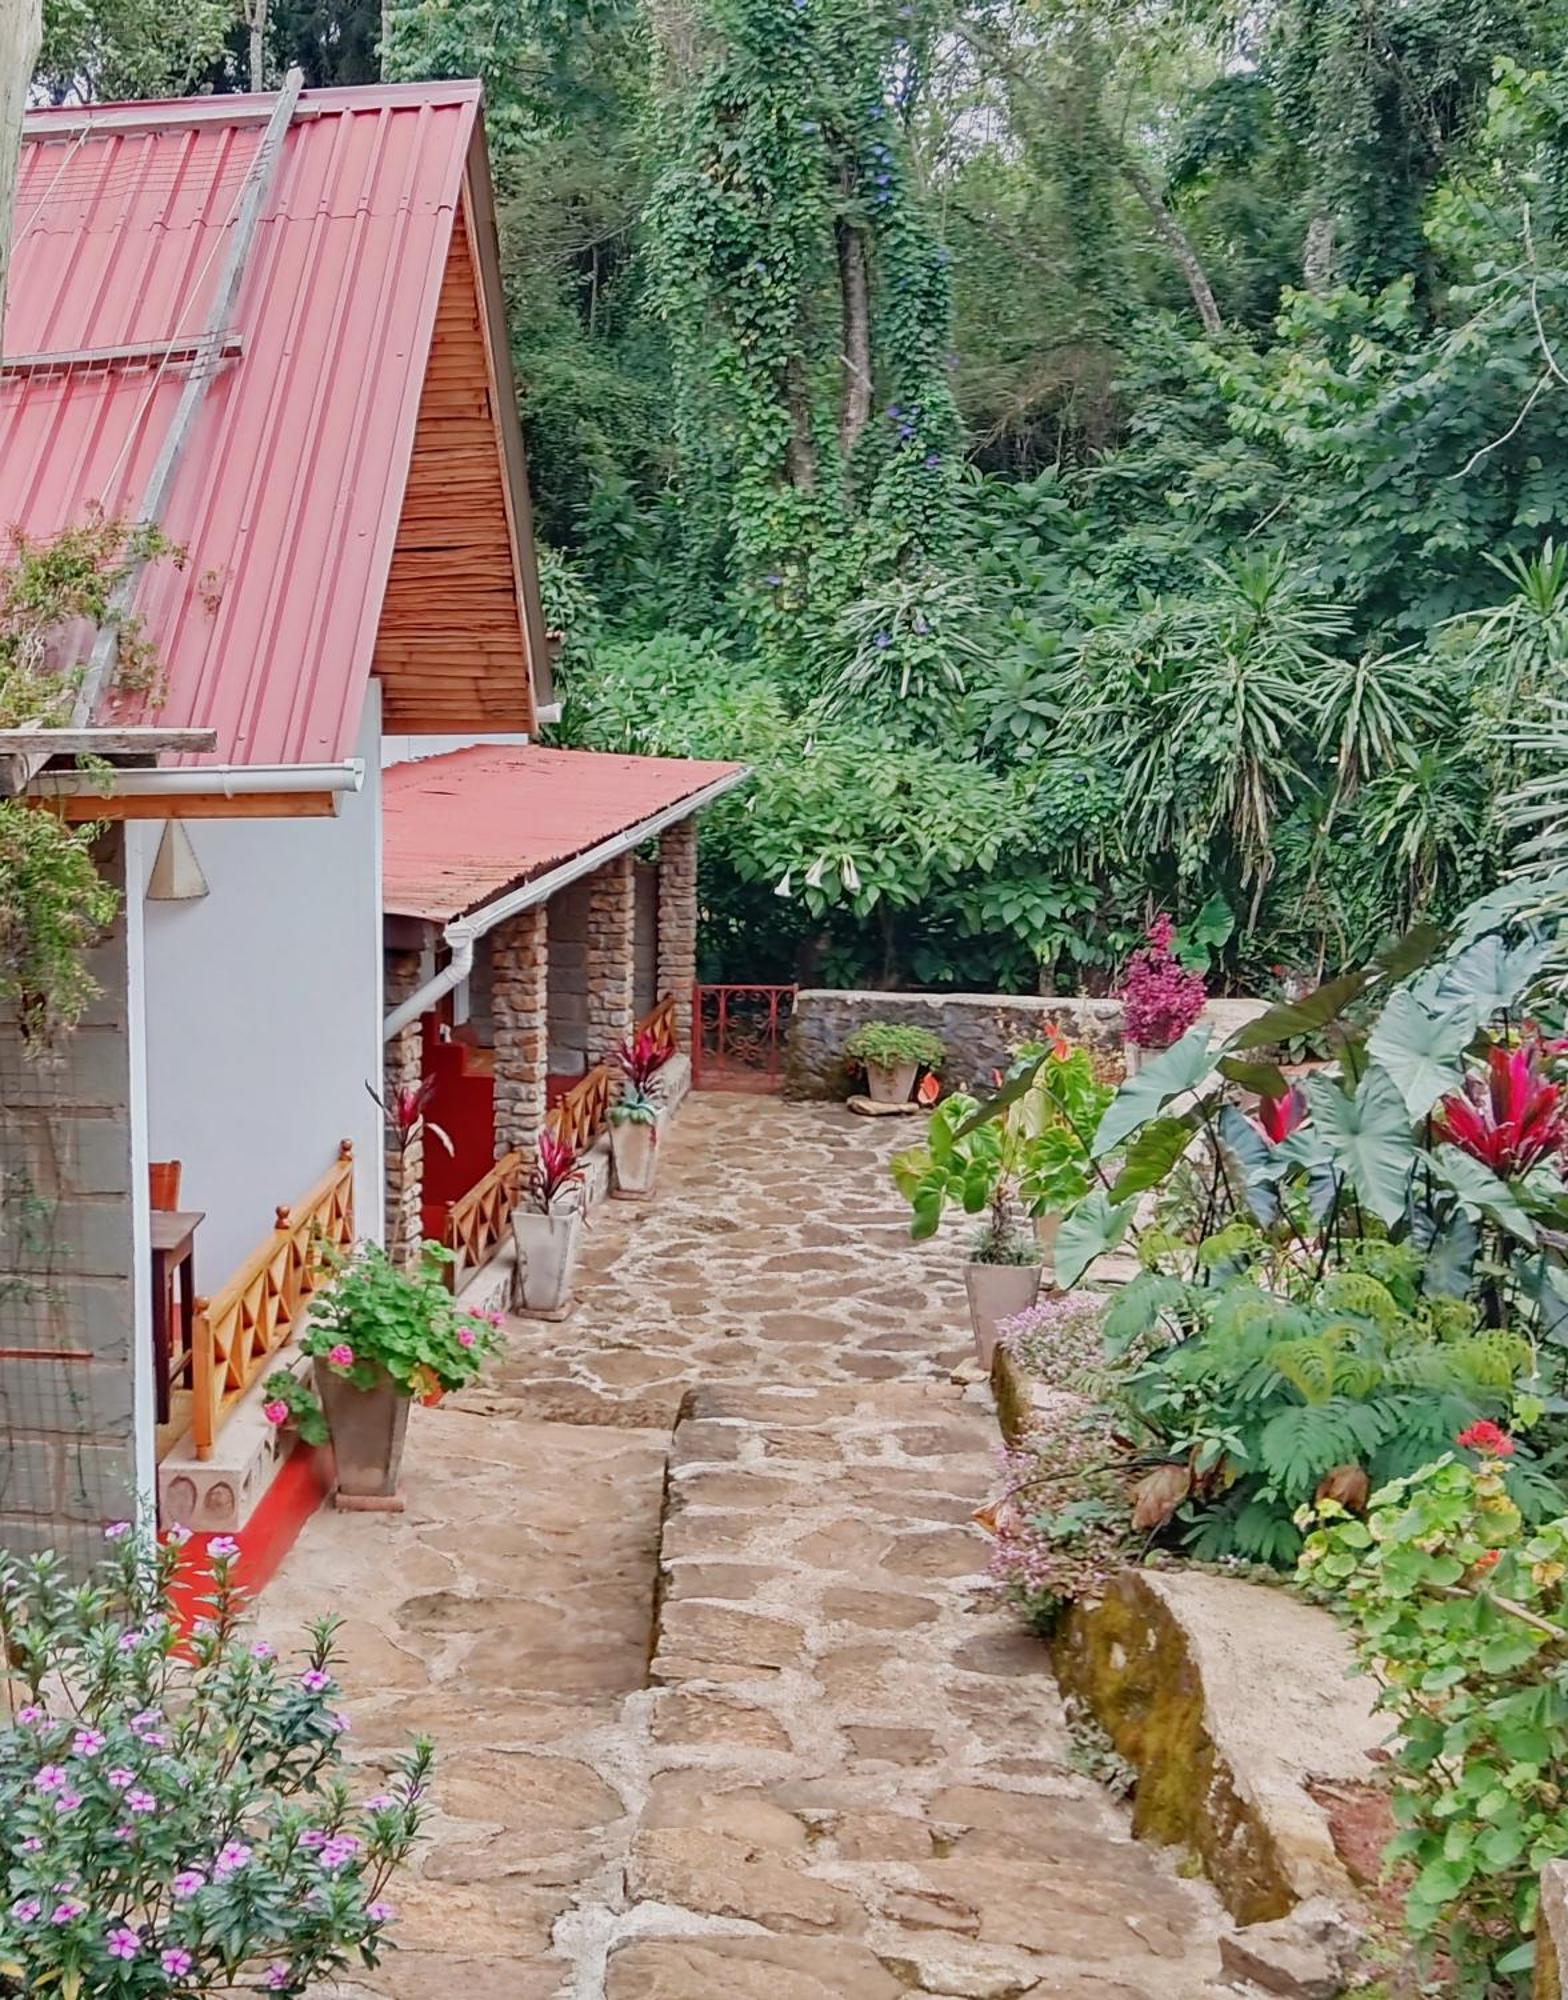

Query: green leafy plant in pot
left=609, top=1027, right=672, bottom=1197
left=892, top=1089, right=1042, bottom=1365
left=845, top=1020, right=946, bottom=1105
left=294, top=1241, right=496, bottom=1510
left=1011, top=1036, right=1115, bottom=1265
left=512, top=1130, right=588, bottom=1317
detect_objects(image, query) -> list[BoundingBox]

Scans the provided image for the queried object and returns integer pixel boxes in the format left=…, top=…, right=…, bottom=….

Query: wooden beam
left=47, top=791, right=340, bottom=822
left=1, top=334, right=244, bottom=379
left=0, top=726, right=219, bottom=756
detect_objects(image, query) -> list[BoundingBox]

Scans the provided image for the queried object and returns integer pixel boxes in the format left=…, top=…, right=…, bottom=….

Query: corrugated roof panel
left=1, top=83, right=484, bottom=767
left=383, top=746, right=748, bottom=922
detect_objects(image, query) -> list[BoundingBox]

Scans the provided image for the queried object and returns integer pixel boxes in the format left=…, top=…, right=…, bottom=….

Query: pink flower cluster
left=1121, top=913, right=1207, bottom=1052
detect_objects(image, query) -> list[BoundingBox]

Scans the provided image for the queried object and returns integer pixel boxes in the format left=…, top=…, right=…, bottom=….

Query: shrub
left=1301, top=1433, right=1568, bottom=1994
left=301, top=1243, right=498, bottom=1405
left=843, top=1021, right=946, bottom=1073
left=1121, top=913, right=1207, bottom=1051
left=995, top=1291, right=1108, bottom=1393
left=0, top=1528, right=429, bottom=1994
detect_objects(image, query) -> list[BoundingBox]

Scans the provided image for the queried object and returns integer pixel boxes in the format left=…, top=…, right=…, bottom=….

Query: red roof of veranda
left=383, top=745, right=747, bottom=923
left=1, top=81, right=500, bottom=768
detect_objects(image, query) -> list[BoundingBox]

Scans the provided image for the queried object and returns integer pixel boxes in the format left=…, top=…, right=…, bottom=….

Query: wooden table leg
left=151, top=1251, right=171, bottom=1428
left=177, top=1246, right=196, bottom=1392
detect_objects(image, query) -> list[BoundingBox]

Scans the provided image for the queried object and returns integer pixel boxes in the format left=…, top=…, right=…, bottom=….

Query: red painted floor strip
left=168, top=1444, right=332, bottom=1633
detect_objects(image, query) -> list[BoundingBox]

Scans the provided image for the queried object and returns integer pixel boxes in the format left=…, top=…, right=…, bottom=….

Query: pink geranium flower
left=327, top=1343, right=354, bottom=1369
left=262, top=1400, right=289, bottom=1425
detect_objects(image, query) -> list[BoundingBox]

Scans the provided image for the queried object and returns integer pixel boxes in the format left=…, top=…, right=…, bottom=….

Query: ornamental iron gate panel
left=691, top=984, right=795, bottom=1092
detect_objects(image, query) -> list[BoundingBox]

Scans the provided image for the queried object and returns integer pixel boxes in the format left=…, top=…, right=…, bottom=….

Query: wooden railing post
left=191, top=1297, right=215, bottom=1462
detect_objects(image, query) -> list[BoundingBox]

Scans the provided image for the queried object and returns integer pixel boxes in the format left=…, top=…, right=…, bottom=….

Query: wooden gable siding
left=372, top=199, right=534, bottom=733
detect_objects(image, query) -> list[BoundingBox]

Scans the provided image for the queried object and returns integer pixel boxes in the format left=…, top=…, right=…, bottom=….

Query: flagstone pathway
left=261, top=1096, right=1230, bottom=1999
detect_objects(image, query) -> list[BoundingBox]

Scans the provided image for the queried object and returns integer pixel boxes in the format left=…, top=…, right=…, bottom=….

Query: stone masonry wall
left=547, top=880, right=592, bottom=1077
left=786, top=988, right=1126, bottom=1098
left=656, top=818, right=699, bottom=1009
left=586, top=853, right=636, bottom=1066
left=492, top=905, right=549, bottom=1157
left=0, top=829, right=139, bottom=1562
left=383, top=948, right=425, bottom=1268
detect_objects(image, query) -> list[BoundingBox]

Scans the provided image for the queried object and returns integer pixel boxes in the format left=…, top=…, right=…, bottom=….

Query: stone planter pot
left=865, top=1059, right=919, bottom=1105
left=964, top=1260, right=1043, bottom=1369
left=512, top=1204, right=584, bottom=1319
left=314, top=1363, right=411, bottom=1513
left=610, top=1116, right=658, bottom=1199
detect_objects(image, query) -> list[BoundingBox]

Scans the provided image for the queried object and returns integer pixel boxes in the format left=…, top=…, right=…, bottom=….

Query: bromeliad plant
left=1301, top=1430, right=1568, bottom=1996
left=0, top=1526, right=430, bottom=1995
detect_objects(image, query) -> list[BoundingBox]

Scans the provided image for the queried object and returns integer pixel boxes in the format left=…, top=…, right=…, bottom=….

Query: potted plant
left=0, top=1526, right=430, bottom=1993
left=1012, top=1036, right=1115, bottom=1264
left=511, top=1129, right=587, bottom=1317
left=891, top=1091, right=1043, bottom=1365
left=609, top=1027, right=673, bottom=1197
left=845, top=1021, right=946, bottom=1105
left=292, top=1241, right=496, bottom=1510
left=1121, top=913, right=1206, bottom=1074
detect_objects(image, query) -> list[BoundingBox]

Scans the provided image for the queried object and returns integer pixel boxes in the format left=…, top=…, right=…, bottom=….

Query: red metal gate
left=691, top=984, right=796, bottom=1092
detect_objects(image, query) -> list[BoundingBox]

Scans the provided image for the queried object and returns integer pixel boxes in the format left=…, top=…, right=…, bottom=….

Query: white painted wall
left=138, top=689, right=386, bottom=1285
left=123, top=821, right=158, bottom=1516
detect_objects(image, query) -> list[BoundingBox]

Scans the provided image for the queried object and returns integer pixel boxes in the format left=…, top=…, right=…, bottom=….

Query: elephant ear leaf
left=1215, top=1103, right=1281, bottom=1225
left=1428, top=1144, right=1538, bottom=1247
left=1302, top=1067, right=1414, bottom=1227
left=1413, top=933, right=1553, bottom=1037
left=1108, top=1113, right=1199, bottom=1203
left=1092, top=1026, right=1216, bottom=1159
left=1053, top=1190, right=1136, bottom=1289
left=1366, top=989, right=1472, bottom=1120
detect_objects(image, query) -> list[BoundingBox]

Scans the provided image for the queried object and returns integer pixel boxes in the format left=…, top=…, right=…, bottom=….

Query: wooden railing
left=546, top=1064, right=613, bottom=1154
left=441, top=1149, right=522, bottom=1290
left=637, top=991, right=678, bottom=1057
left=190, top=1142, right=355, bottom=1462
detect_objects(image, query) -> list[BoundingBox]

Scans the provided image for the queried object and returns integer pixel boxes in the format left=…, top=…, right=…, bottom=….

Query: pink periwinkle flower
left=71, top=1727, right=105, bottom=1758
left=207, top=1535, right=240, bottom=1563
left=263, top=1968, right=291, bottom=1991
left=214, top=1840, right=252, bottom=1878
left=171, top=1870, right=205, bottom=1900
left=20, top=1836, right=43, bottom=1853
left=104, top=1521, right=132, bottom=1542
left=107, top=1767, right=135, bottom=1790
left=362, top=1794, right=394, bottom=1813
left=53, top=1788, right=82, bottom=1815
left=113, top=1825, right=136, bottom=1842
left=319, top=1833, right=361, bottom=1870
left=116, top=1630, right=142, bottom=1653
left=366, top=1899, right=394, bottom=1923
left=107, top=1926, right=139, bottom=1961
left=49, top=1899, right=84, bottom=1926
left=328, top=1711, right=350, bottom=1735
left=15, top=1705, right=44, bottom=1726
left=125, top=1788, right=157, bottom=1816
left=250, top=1641, right=275, bottom=1661
left=298, top=1668, right=332, bottom=1694
left=164, top=1523, right=193, bottom=1547
left=9, top=1898, right=40, bottom=1924
left=161, top=1947, right=194, bottom=1977
left=297, top=1829, right=327, bottom=1851
left=262, top=1400, right=290, bottom=1426
left=33, top=1765, right=65, bottom=1794
left=327, top=1343, right=354, bottom=1369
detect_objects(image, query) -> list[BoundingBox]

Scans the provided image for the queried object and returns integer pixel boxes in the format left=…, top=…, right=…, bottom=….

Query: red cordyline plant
left=1432, top=1039, right=1568, bottom=1178
left=1122, top=913, right=1207, bottom=1052
left=614, top=1027, right=672, bottom=1097
left=525, top=1130, right=584, bottom=1213
left=365, top=1078, right=452, bottom=1159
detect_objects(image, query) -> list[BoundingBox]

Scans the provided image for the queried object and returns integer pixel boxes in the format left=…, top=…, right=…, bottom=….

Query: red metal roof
left=1, top=82, right=486, bottom=767
left=383, top=745, right=747, bottom=922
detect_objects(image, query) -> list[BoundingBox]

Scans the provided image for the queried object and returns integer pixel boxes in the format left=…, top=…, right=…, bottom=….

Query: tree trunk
left=1303, top=212, right=1336, bottom=294
left=784, top=355, right=817, bottom=492
left=0, top=0, right=42, bottom=356
left=1121, top=160, right=1223, bottom=338
left=836, top=210, right=873, bottom=456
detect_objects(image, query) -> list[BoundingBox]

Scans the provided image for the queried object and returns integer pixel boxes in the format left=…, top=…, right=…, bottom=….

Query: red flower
left=1433, top=1041, right=1568, bottom=1179
left=1256, top=1085, right=1307, bottom=1144
left=1472, top=1549, right=1501, bottom=1573
left=1457, top=1420, right=1516, bottom=1459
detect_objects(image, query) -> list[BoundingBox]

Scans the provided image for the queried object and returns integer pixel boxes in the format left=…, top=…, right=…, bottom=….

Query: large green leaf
left=1091, top=1026, right=1216, bottom=1160
left=1053, top=1190, right=1136, bottom=1289
left=1303, top=1066, right=1415, bottom=1227
left=952, top=1054, right=1045, bottom=1137
left=1217, top=1055, right=1290, bottom=1099
left=1428, top=1144, right=1538, bottom=1247
left=1414, top=933, right=1553, bottom=1036
left=1108, top=1113, right=1197, bottom=1203
left=1215, top=1103, right=1281, bottom=1225
left=1374, top=921, right=1446, bottom=983
left=1224, top=969, right=1370, bottom=1053
left=1365, top=989, right=1472, bottom=1120
left=1412, top=1202, right=1479, bottom=1300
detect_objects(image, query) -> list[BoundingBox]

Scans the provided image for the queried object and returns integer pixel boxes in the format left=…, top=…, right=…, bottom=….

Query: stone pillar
left=586, top=852, right=636, bottom=1064
left=657, top=818, right=699, bottom=1014
left=492, top=904, right=549, bottom=1156
left=383, top=948, right=425, bottom=1269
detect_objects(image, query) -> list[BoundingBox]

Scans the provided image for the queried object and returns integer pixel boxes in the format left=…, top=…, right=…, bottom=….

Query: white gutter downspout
left=29, top=760, right=366, bottom=800
left=382, top=766, right=749, bottom=1043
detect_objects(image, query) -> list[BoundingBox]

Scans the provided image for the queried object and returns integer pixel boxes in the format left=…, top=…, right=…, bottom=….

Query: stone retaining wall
left=786, top=989, right=1269, bottom=1098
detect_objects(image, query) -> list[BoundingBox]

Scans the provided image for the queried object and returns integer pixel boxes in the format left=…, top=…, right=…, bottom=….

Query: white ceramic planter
left=964, top=1259, right=1043, bottom=1369
left=610, top=1117, right=658, bottom=1198
left=865, top=1059, right=918, bottom=1105
left=511, top=1205, right=584, bottom=1318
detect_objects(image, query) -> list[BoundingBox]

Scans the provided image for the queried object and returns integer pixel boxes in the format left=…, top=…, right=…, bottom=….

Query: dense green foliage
left=33, top=0, right=1568, bottom=991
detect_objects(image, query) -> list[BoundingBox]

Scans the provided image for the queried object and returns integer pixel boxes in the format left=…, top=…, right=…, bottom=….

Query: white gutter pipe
left=29, top=760, right=366, bottom=799
left=381, top=765, right=749, bottom=1042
